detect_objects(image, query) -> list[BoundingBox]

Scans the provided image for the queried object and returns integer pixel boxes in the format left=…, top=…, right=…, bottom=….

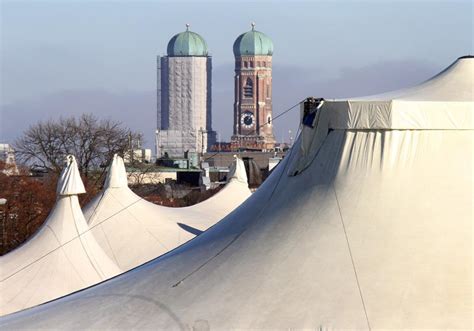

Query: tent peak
left=227, top=157, right=248, bottom=184
left=458, top=55, right=473, bottom=60
left=104, top=154, right=128, bottom=189
left=56, top=155, right=86, bottom=196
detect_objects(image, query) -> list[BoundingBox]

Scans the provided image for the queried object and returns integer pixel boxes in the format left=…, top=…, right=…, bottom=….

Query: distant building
left=123, top=148, right=152, bottom=164
left=231, top=23, right=275, bottom=151
left=156, top=25, right=216, bottom=158
left=209, top=142, right=232, bottom=152
left=0, top=143, right=19, bottom=175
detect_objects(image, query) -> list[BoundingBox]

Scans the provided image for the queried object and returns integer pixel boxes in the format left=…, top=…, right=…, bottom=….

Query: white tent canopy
left=328, top=55, right=472, bottom=129
left=292, top=55, right=473, bottom=174
left=0, top=156, right=120, bottom=316
left=82, top=155, right=251, bottom=270
left=1, top=56, right=472, bottom=329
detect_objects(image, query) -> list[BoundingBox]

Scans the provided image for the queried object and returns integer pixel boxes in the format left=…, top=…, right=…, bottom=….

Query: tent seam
left=70, top=198, right=104, bottom=279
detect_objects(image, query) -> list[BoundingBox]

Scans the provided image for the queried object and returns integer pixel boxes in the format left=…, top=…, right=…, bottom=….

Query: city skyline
left=1, top=1, right=472, bottom=149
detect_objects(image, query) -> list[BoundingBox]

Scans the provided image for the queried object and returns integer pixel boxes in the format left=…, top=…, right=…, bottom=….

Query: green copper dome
left=167, top=25, right=208, bottom=57
left=233, top=23, right=273, bottom=57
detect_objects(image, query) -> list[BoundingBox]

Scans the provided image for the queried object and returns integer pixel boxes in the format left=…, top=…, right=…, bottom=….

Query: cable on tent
left=203, top=99, right=305, bottom=162
left=333, top=186, right=372, bottom=330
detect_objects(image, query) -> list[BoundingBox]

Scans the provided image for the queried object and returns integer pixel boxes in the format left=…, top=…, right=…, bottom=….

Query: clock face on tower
left=241, top=111, right=255, bottom=129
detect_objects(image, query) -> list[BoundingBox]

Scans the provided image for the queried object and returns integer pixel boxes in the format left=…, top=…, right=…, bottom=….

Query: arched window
left=244, top=78, right=253, bottom=98
left=244, top=61, right=248, bottom=68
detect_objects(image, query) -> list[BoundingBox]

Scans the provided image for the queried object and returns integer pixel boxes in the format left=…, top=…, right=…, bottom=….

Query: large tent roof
left=0, top=156, right=120, bottom=316
left=351, top=55, right=473, bottom=102
left=291, top=56, right=473, bottom=174
left=82, top=155, right=251, bottom=270
left=317, top=56, right=473, bottom=130
left=1, top=57, right=472, bottom=328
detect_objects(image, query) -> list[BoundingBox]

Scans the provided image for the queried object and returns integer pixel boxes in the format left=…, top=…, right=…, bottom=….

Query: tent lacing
left=71, top=197, right=105, bottom=279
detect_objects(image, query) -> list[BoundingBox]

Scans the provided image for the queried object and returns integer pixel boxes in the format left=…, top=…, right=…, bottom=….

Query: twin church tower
left=156, top=24, right=275, bottom=158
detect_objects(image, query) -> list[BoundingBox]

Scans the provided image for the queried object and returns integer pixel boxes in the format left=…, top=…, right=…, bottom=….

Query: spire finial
left=251, top=22, right=256, bottom=31
left=185, top=23, right=190, bottom=31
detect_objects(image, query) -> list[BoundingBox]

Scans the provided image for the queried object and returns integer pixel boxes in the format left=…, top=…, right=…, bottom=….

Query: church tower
left=156, top=25, right=216, bottom=158
left=231, top=23, right=275, bottom=151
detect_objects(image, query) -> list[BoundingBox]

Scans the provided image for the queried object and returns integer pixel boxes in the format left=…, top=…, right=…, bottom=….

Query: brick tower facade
left=231, top=24, right=275, bottom=151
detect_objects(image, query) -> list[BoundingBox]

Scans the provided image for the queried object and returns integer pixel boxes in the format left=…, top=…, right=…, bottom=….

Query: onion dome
left=233, top=23, right=273, bottom=57
left=167, top=24, right=208, bottom=57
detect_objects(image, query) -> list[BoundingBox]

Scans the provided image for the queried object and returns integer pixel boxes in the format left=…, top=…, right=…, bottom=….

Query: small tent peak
left=56, top=155, right=86, bottom=196
left=227, top=156, right=248, bottom=185
left=458, top=55, right=474, bottom=60
left=104, top=154, right=129, bottom=189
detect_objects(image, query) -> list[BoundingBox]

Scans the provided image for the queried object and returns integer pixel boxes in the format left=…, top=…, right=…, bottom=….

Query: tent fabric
left=0, top=156, right=120, bottom=316
left=1, top=57, right=472, bottom=329
left=82, top=155, right=251, bottom=270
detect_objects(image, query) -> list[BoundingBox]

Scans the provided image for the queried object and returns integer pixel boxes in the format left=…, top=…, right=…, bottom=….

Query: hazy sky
left=1, top=0, right=472, bottom=149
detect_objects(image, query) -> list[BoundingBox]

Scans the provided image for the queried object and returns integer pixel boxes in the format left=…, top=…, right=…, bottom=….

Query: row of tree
left=15, top=114, right=142, bottom=177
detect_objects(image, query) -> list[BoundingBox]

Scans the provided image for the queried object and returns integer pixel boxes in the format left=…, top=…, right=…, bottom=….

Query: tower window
left=244, top=61, right=248, bottom=68
left=244, top=78, right=253, bottom=98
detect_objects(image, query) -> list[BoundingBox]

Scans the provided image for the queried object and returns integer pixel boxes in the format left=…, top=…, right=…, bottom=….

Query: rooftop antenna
left=251, top=22, right=256, bottom=31
left=185, top=23, right=190, bottom=31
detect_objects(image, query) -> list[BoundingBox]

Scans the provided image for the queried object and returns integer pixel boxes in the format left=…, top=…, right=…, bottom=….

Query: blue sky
left=1, top=0, right=472, bottom=148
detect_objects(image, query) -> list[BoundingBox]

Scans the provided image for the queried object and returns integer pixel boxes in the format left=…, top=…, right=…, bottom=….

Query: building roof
left=167, top=24, right=208, bottom=57
left=233, top=23, right=273, bottom=57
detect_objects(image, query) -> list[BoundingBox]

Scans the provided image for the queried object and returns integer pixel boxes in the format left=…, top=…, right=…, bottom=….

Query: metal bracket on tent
left=302, top=97, right=325, bottom=128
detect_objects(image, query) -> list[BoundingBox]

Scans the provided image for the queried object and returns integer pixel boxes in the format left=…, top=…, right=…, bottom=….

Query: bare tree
left=15, top=114, right=142, bottom=177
